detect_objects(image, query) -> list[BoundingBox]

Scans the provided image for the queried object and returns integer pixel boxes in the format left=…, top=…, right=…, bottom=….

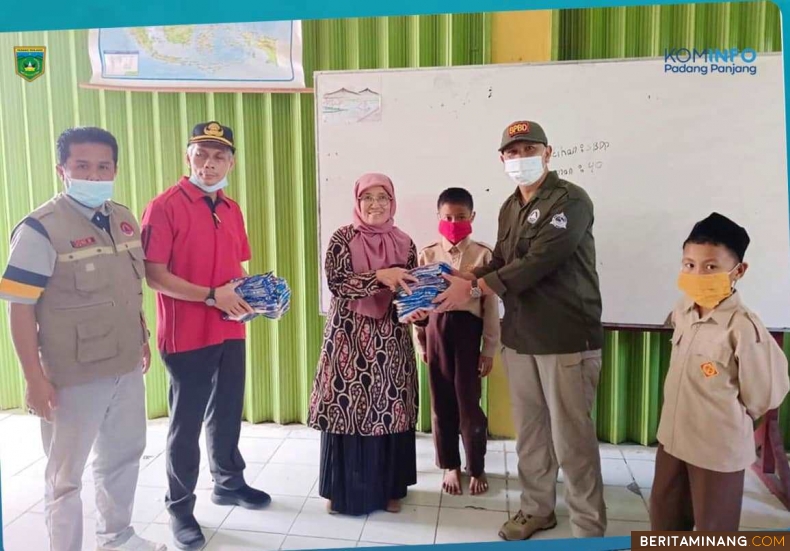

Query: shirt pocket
left=515, top=225, right=540, bottom=257
left=690, top=342, right=734, bottom=382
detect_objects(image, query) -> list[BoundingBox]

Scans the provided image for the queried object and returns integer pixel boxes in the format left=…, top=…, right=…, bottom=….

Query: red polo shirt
left=141, top=177, right=252, bottom=354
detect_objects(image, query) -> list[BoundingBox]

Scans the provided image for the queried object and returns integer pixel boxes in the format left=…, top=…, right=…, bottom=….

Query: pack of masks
left=222, top=272, right=292, bottom=323
left=394, top=262, right=453, bottom=323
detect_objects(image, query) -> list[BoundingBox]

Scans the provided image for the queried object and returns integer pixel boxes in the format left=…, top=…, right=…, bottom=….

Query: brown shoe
left=498, top=510, right=557, bottom=541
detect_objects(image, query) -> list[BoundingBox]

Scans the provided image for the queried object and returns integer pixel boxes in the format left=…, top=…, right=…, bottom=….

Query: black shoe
left=170, top=514, right=206, bottom=551
left=211, top=484, right=272, bottom=510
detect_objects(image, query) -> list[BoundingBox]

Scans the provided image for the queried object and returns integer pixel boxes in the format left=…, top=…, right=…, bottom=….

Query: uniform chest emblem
left=550, top=213, right=568, bottom=230
left=701, top=362, right=719, bottom=378
left=527, top=209, right=541, bottom=224
left=120, top=222, right=135, bottom=236
left=70, top=236, right=96, bottom=249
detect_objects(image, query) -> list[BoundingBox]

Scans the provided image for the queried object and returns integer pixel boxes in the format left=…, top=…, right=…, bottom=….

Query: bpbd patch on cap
left=508, top=121, right=531, bottom=137
left=70, top=236, right=96, bottom=249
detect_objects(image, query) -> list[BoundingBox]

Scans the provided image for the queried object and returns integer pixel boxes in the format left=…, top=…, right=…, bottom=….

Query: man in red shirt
left=141, top=121, right=270, bottom=550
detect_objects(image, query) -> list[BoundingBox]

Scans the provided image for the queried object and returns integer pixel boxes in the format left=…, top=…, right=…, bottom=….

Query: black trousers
left=425, top=311, right=487, bottom=477
left=162, top=339, right=247, bottom=518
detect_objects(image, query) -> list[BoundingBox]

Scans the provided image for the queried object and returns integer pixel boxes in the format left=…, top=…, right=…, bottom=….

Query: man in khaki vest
left=0, top=127, right=166, bottom=551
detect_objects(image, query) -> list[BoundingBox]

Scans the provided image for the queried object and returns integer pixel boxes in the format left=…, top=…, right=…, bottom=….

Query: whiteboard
left=314, top=53, right=790, bottom=330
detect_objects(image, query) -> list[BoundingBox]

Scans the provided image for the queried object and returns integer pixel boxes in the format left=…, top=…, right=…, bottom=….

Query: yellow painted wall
left=487, top=10, right=554, bottom=438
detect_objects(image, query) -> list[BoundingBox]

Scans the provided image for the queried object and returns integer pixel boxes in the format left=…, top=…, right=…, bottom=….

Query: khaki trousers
left=42, top=368, right=147, bottom=551
left=502, top=347, right=607, bottom=538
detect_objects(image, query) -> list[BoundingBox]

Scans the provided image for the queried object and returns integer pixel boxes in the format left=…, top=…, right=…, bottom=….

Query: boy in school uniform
left=651, top=212, right=790, bottom=532
left=414, top=187, right=501, bottom=496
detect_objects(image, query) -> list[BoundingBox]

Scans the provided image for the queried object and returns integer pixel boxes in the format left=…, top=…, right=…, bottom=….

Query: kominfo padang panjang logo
left=664, top=48, right=758, bottom=76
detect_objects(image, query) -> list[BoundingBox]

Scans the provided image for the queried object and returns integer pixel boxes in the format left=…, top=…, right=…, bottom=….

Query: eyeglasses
left=359, top=195, right=391, bottom=205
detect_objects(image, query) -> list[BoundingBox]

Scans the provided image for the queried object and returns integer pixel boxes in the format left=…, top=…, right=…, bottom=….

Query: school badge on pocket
left=701, top=362, right=719, bottom=378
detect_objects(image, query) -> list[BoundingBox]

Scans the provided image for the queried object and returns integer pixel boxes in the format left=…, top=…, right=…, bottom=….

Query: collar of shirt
left=178, top=177, right=229, bottom=206
left=62, top=194, right=114, bottom=219
left=681, top=291, right=742, bottom=326
left=510, top=170, right=560, bottom=209
left=441, top=235, right=471, bottom=254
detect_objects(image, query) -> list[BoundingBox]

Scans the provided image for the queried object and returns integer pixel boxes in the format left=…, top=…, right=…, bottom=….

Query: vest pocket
left=75, top=262, right=109, bottom=292
left=77, top=321, right=119, bottom=363
left=128, top=248, right=145, bottom=280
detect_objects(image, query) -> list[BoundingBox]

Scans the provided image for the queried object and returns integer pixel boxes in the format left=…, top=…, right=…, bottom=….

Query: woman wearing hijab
left=308, top=172, right=424, bottom=516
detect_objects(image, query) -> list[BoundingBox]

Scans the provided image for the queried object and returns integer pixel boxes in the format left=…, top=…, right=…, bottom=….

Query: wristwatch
left=470, top=279, right=482, bottom=299
left=205, top=288, right=217, bottom=307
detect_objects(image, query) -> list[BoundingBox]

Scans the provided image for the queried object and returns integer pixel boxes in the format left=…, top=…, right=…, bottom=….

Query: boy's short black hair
left=683, top=212, right=750, bottom=262
left=437, top=187, right=474, bottom=212
left=56, top=127, right=119, bottom=166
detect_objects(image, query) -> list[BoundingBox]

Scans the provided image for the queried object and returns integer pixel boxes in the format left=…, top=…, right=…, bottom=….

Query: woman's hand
left=376, top=268, right=418, bottom=295
left=401, top=309, right=429, bottom=324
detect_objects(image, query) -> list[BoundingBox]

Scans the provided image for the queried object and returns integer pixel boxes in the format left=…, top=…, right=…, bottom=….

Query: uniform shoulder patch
left=28, top=200, right=57, bottom=220
left=739, top=309, right=769, bottom=343
left=563, top=181, right=593, bottom=204
left=419, top=241, right=441, bottom=254
left=549, top=212, right=568, bottom=229
left=475, top=241, right=494, bottom=252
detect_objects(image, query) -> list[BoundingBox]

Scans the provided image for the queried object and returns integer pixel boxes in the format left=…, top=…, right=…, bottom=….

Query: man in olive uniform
left=435, top=120, right=607, bottom=540
left=0, top=127, right=166, bottom=551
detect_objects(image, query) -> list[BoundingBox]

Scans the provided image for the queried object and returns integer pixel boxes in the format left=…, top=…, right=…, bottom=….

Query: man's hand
left=26, top=373, right=57, bottom=422
left=142, top=342, right=152, bottom=374
left=433, top=274, right=472, bottom=312
left=214, top=281, right=255, bottom=318
left=478, top=356, right=494, bottom=378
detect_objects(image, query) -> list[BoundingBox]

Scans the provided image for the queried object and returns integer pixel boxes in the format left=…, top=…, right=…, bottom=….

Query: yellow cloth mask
left=677, top=266, right=740, bottom=309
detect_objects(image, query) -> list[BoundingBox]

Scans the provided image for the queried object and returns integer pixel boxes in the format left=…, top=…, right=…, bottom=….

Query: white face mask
left=504, top=156, right=545, bottom=186
left=189, top=174, right=228, bottom=193
left=65, top=178, right=114, bottom=208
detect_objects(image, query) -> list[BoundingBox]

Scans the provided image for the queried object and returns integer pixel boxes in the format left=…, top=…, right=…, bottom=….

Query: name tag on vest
left=70, top=236, right=96, bottom=249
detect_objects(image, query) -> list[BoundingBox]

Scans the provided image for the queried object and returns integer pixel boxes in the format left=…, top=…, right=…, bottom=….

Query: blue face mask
left=189, top=174, right=229, bottom=194
left=65, top=178, right=114, bottom=208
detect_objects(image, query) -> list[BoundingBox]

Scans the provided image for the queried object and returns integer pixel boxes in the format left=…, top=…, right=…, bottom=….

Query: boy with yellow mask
left=651, top=212, right=790, bottom=532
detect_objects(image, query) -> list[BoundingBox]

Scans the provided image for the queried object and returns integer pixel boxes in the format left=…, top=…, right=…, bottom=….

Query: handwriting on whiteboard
left=550, top=140, right=611, bottom=179
left=552, top=141, right=611, bottom=157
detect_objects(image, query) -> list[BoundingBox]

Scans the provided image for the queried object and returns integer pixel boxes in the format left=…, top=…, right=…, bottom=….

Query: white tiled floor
left=1, top=410, right=789, bottom=550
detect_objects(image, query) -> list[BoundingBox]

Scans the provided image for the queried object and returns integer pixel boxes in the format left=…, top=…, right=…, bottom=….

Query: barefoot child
left=651, top=212, right=790, bottom=531
left=414, top=188, right=500, bottom=496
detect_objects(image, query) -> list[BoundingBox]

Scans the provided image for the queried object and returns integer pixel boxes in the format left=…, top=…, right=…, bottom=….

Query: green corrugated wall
left=0, top=3, right=786, bottom=447
left=0, top=15, right=492, bottom=431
